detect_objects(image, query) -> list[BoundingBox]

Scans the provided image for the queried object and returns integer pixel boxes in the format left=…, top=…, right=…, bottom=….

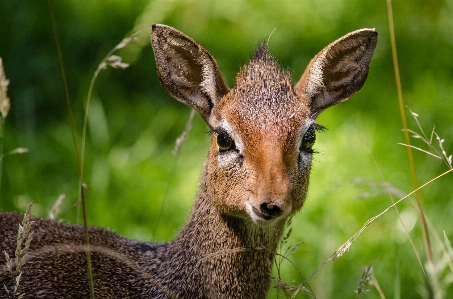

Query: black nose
left=259, top=203, right=283, bottom=220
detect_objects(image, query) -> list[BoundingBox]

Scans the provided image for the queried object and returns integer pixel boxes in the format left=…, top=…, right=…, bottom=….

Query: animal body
left=0, top=24, right=377, bottom=298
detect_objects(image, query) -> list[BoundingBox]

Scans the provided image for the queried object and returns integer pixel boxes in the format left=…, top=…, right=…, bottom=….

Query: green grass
left=1, top=1, right=453, bottom=298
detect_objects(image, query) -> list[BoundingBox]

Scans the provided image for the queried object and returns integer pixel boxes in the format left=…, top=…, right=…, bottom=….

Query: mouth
left=251, top=205, right=273, bottom=221
left=251, top=205, right=264, bottom=219
left=246, top=201, right=282, bottom=225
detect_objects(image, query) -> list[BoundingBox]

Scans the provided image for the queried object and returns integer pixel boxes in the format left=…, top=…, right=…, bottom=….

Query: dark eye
left=300, top=125, right=319, bottom=153
left=216, top=131, right=235, bottom=152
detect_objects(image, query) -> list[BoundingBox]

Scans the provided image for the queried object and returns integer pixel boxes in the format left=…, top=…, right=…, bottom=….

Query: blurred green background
left=1, top=1, right=453, bottom=298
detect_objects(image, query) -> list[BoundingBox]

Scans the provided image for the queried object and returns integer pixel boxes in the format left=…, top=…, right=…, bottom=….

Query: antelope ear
left=295, top=29, right=378, bottom=118
left=151, top=24, right=230, bottom=122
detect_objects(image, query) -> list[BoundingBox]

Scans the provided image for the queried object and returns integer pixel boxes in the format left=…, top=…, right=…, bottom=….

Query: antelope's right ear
left=151, top=24, right=230, bottom=122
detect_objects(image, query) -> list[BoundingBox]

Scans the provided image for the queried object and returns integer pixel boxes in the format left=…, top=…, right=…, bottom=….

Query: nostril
left=259, top=203, right=283, bottom=220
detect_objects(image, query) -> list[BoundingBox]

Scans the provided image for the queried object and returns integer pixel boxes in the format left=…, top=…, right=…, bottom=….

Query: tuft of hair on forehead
left=252, top=43, right=272, bottom=62
left=233, top=43, right=294, bottom=105
left=245, top=42, right=290, bottom=82
left=226, top=42, right=308, bottom=135
left=237, top=43, right=292, bottom=99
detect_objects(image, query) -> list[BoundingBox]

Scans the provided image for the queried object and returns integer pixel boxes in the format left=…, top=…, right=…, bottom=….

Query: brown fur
left=1, top=24, right=377, bottom=298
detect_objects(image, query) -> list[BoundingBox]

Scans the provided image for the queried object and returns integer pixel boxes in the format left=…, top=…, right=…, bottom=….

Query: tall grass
left=47, top=0, right=140, bottom=296
left=2, top=1, right=453, bottom=298
left=386, top=0, right=433, bottom=263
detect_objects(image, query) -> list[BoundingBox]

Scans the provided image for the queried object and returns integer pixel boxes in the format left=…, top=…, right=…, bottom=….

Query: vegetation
left=1, top=1, right=453, bottom=298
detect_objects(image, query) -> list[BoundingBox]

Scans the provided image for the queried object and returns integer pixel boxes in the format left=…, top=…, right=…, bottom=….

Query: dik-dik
left=1, top=24, right=377, bottom=298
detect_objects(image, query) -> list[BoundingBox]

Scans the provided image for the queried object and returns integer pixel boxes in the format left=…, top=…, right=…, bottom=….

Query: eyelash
left=300, top=124, right=326, bottom=153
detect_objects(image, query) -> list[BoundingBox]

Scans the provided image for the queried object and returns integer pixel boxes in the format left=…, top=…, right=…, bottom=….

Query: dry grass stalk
left=355, top=265, right=372, bottom=298
left=48, top=195, right=65, bottom=220
left=3, top=203, right=34, bottom=299
left=0, top=58, right=10, bottom=119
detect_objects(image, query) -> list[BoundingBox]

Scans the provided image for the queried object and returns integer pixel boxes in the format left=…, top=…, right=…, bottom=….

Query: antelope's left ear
left=294, top=29, right=378, bottom=118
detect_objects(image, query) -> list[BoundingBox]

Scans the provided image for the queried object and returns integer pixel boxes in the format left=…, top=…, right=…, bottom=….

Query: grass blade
left=386, top=0, right=433, bottom=263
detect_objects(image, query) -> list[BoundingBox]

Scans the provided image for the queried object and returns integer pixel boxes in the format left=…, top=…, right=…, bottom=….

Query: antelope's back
left=0, top=212, right=167, bottom=298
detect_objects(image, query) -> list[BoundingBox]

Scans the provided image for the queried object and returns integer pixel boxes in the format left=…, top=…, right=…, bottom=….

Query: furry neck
left=163, top=184, right=287, bottom=298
